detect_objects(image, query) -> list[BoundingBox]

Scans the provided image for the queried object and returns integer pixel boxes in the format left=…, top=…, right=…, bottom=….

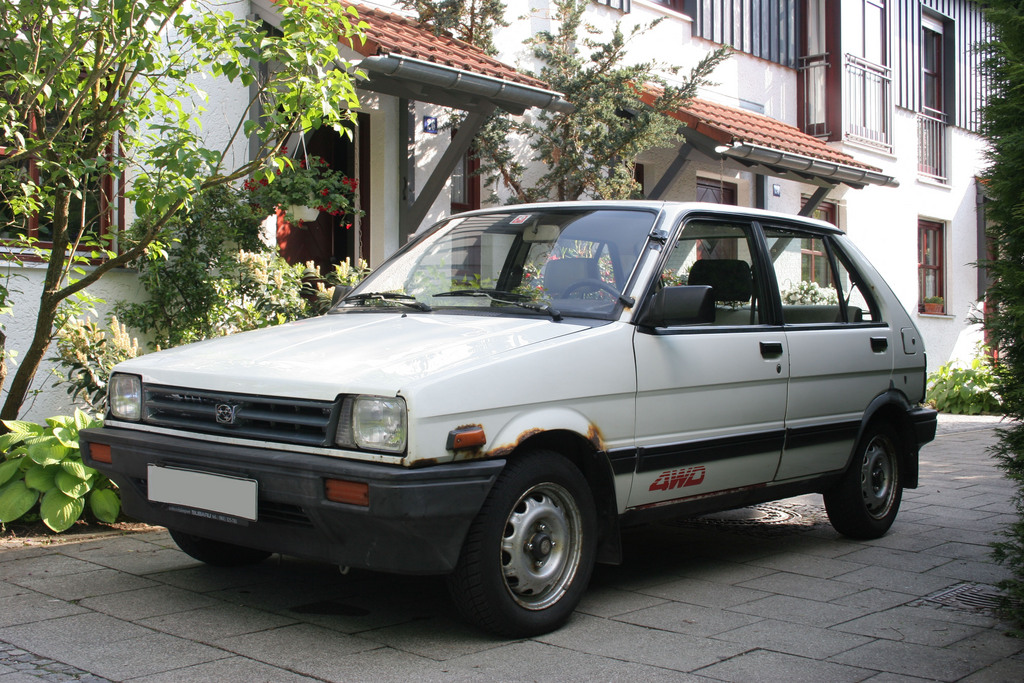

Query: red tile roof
left=345, top=4, right=551, bottom=91
left=640, top=90, right=881, bottom=173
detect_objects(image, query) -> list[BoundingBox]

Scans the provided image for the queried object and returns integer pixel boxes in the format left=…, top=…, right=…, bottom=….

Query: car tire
left=447, top=449, right=597, bottom=637
left=824, top=422, right=903, bottom=539
left=168, top=529, right=272, bottom=567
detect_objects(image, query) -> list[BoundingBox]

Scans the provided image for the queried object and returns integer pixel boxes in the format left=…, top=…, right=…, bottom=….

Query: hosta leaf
left=52, top=426, right=79, bottom=449
left=1, top=420, right=43, bottom=436
left=55, top=469, right=90, bottom=498
left=0, top=457, right=24, bottom=486
left=60, top=459, right=90, bottom=480
left=89, top=488, right=121, bottom=523
left=0, top=481, right=39, bottom=523
left=26, top=439, right=71, bottom=466
left=0, top=432, right=23, bottom=452
left=40, top=489, right=86, bottom=532
left=24, top=464, right=58, bottom=492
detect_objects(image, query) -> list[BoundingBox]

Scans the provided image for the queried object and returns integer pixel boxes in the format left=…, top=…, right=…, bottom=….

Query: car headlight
left=336, top=395, right=407, bottom=454
left=108, top=374, right=143, bottom=421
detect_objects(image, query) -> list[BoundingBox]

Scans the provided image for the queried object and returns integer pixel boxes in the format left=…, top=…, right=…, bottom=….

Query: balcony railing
left=799, top=53, right=830, bottom=138
left=843, top=54, right=892, bottom=150
left=917, top=108, right=948, bottom=183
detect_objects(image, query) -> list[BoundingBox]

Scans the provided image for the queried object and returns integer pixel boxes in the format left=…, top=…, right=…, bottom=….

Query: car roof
left=450, top=201, right=843, bottom=236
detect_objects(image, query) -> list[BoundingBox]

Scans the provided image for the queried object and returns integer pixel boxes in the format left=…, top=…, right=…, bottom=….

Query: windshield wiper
left=433, top=289, right=562, bottom=321
left=342, top=292, right=432, bottom=312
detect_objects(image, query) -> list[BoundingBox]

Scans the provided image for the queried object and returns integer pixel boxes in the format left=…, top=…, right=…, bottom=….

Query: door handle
left=870, top=336, right=888, bottom=353
left=760, top=341, right=784, bottom=359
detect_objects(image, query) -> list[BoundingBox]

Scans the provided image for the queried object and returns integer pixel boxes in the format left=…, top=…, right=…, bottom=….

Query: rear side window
left=762, top=227, right=882, bottom=324
left=658, top=220, right=768, bottom=326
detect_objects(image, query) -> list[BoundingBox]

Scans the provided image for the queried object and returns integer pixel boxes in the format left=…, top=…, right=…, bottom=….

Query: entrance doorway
left=276, top=124, right=357, bottom=272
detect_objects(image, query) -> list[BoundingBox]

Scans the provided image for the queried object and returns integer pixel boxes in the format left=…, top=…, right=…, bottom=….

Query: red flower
left=345, top=223, right=352, bottom=230
left=321, top=188, right=329, bottom=196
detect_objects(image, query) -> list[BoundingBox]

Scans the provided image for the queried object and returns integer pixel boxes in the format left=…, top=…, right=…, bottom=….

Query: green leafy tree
left=979, top=0, right=1024, bottom=629
left=397, top=0, right=508, bottom=54
left=497, top=0, right=727, bottom=202
left=0, top=0, right=365, bottom=420
left=400, top=0, right=725, bottom=204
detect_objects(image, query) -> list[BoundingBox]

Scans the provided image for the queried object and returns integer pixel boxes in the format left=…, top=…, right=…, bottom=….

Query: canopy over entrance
left=639, top=89, right=897, bottom=215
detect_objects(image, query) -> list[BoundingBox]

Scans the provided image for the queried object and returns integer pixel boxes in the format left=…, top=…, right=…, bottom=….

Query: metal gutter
left=717, top=142, right=900, bottom=188
left=358, top=54, right=574, bottom=115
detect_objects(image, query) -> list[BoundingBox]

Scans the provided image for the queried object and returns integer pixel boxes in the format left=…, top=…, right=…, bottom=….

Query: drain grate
left=916, top=583, right=1004, bottom=614
left=668, top=501, right=831, bottom=537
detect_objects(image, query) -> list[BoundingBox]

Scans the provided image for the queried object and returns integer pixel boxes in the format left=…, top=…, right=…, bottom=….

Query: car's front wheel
left=168, top=529, right=272, bottom=567
left=824, top=421, right=903, bottom=539
left=447, top=449, right=597, bottom=637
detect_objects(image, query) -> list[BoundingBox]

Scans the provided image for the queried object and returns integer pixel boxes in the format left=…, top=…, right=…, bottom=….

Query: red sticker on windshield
left=510, top=215, right=532, bottom=224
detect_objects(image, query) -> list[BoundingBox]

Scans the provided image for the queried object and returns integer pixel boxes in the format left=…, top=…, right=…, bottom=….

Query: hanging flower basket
left=244, top=153, right=359, bottom=226
left=287, top=204, right=321, bottom=222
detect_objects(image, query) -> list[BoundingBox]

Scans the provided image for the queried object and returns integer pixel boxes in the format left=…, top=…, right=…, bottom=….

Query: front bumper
left=909, top=406, right=938, bottom=447
left=80, top=427, right=505, bottom=575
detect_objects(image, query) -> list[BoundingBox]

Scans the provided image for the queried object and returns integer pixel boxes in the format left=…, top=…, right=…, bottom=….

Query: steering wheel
left=562, top=278, right=621, bottom=299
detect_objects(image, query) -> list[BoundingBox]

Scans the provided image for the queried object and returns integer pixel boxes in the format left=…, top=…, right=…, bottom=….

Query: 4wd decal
left=649, top=465, right=706, bottom=492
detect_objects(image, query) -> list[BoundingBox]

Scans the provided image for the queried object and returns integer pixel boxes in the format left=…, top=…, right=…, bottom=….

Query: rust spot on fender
left=485, top=428, right=544, bottom=459
left=587, top=423, right=606, bottom=452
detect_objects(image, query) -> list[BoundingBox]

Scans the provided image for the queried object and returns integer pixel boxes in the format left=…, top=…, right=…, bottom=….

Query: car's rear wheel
left=824, top=422, right=903, bottom=539
left=168, top=529, right=272, bottom=566
left=447, top=449, right=597, bottom=637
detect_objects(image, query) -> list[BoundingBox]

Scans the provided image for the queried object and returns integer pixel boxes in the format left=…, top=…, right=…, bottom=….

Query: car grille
left=143, top=385, right=337, bottom=447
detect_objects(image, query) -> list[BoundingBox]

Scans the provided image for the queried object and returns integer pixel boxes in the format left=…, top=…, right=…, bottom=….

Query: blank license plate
left=148, top=465, right=258, bottom=521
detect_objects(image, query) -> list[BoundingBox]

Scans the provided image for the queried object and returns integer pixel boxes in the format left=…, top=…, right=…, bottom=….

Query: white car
left=83, top=201, right=937, bottom=636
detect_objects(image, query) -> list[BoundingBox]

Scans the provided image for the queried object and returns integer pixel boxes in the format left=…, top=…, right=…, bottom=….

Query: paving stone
left=136, top=603, right=298, bottom=643
left=0, top=612, right=155, bottom=649
left=827, top=639, right=987, bottom=681
left=713, top=617, right=874, bottom=659
left=215, top=623, right=383, bottom=674
left=833, top=608, right=987, bottom=646
left=573, top=585, right=668, bottom=618
left=0, top=592, right=87, bottom=629
left=838, top=546, right=955, bottom=574
left=957, top=657, right=1024, bottom=682
left=8, top=568, right=157, bottom=602
left=78, top=584, right=219, bottom=621
left=638, top=576, right=773, bottom=609
left=440, top=640, right=700, bottom=682
left=614, top=600, right=763, bottom=636
left=924, top=559, right=1013, bottom=585
left=748, top=552, right=867, bottom=579
left=830, top=587, right=918, bottom=612
left=535, top=613, right=748, bottom=672
left=695, top=648, right=871, bottom=682
left=834, top=564, right=959, bottom=597
left=351, top=616, right=511, bottom=661
left=0, top=555, right=102, bottom=583
left=125, top=655, right=315, bottom=683
left=737, top=570, right=864, bottom=601
left=42, top=633, right=228, bottom=680
left=731, top=594, right=870, bottom=628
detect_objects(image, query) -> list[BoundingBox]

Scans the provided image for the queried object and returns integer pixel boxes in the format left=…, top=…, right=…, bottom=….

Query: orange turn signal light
left=446, top=426, right=487, bottom=450
left=90, top=443, right=112, bottom=464
left=325, top=479, right=369, bottom=506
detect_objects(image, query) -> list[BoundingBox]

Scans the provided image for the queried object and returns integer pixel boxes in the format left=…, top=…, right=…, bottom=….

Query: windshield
left=337, top=208, right=657, bottom=320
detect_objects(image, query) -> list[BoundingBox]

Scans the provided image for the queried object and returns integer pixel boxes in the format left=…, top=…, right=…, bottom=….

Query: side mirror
left=639, top=285, right=715, bottom=327
left=331, top=285, right=354, bottom=308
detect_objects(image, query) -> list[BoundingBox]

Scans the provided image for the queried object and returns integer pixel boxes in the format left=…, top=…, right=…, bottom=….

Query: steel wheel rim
left=500, top=482, right=583, bottom=610
left=860, top=434, right=896, bottom=518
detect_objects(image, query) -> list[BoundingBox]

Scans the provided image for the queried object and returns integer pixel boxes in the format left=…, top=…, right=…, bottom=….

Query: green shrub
left=0, top=411, right=119, bottom=532
left=926, top=356, right=1003, bottom=415
left=51, top=316, right=142, bottom=411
